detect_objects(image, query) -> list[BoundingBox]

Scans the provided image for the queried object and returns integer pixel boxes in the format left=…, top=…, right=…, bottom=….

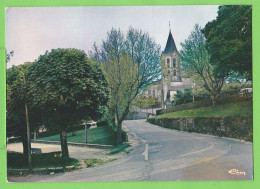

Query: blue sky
left=6, top=5, right=219, bottom=68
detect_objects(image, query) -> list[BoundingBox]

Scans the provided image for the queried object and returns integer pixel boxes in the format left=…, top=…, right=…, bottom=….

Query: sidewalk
left=7, top=142, right=110, bottom=160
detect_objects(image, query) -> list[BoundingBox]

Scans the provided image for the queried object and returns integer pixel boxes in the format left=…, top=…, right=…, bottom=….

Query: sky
left=6, top=6, right=219, bottom=68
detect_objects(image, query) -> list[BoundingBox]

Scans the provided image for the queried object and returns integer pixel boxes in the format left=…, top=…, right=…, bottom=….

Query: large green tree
left=203, top=5, right=252, bottom=80
left=90, top=27, right=161, bottom=145
left=26, top=49, right=109, bottom=158
left=6, top=62, right=41, bottom=155
left=180, top=24, right=225, bottom=107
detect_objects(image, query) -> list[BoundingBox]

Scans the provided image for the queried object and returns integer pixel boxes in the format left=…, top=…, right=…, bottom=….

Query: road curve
left=9, top=119, right=253, bottom=182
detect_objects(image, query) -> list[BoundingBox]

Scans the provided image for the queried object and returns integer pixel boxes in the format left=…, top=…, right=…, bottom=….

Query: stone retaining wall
left=147, top=116, right=253, bottom=141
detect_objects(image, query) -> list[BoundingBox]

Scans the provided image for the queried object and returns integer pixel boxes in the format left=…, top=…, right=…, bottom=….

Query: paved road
left=9, top=119, right=253, bottom=182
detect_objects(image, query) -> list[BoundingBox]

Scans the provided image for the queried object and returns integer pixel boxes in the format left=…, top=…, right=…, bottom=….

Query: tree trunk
left=116, top=121, right=122, bottom=146
left=60, top=128, right=69, bottom=159
left=21, top=135, right=28, bottom=155
left=211, top=94, right=218, bottom=107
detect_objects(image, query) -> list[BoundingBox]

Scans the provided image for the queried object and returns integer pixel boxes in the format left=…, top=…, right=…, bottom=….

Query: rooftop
left=163, top=30, right=178, bottom=54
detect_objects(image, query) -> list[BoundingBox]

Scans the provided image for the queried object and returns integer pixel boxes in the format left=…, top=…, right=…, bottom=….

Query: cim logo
left=228, top=169, right=246, bottom=176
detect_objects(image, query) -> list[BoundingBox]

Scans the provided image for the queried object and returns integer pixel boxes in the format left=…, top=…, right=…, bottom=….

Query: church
left=143, top=27, right=193, bottom=109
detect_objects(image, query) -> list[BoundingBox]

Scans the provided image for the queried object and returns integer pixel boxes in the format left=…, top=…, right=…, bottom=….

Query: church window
left=172, top=58, right=176, bottom=68
left=153, top=90, right=155, bottom=97
left=167, top=58, right=170, bottom=68
left=173, top=69, right=176, bottom=76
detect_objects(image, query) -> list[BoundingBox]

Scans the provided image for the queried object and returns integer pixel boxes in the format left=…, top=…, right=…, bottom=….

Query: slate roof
left=163, top=31, right=178, bottom=54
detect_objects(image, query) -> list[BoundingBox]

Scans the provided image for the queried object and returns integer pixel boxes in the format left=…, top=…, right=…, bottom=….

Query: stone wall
left=147, top=116, right=253, bottom=141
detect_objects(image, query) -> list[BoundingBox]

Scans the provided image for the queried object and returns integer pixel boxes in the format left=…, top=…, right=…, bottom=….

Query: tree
left=6, top=50, right=14, bottom=63
left=6, top=62, right=41, bottom=156
left=132, top=96, right=159, bottom=109
left=203, top=5, right=252, bottom=80
left=91, top=27, right=161, bottom=145
left=173, top=88, right=193, bottom=105
left=26, top=49, right=109, bottom=158
left=180, top=24, right=225, bottom=107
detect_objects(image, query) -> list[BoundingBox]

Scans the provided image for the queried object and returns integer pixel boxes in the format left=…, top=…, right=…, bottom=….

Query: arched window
left=167, top=58, right=170, bottom=68
left=173, top=69, right=176, bottom=76
left=172, top=58, right=176, bottom=68
left=153, top=90, right=155, bottom=97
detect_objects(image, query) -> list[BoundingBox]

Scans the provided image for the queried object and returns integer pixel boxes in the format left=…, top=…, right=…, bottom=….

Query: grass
left=7, top=151, right=79, bottom=169
left=157, top=101, right=252, bottom=118
left=39, top=126, right=116, bottom=145
left=84, top=158, right=116, bottom=168
left=108, top=143, right=131, bottom=155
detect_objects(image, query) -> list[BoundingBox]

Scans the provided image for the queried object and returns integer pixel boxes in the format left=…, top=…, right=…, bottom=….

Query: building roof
left=163, top=31, right=178, bottom=54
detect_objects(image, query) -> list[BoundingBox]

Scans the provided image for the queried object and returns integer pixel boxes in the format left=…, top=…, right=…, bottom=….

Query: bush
left=97, top=120, right=108, bottom=127
left=173, top=88, right=193, bottom=105
left=7, top=151, right=79, bottom=169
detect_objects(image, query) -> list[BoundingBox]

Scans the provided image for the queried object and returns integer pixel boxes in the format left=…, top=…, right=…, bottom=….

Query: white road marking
left=142, top=144, right=149, bottom=161
left=179, top=142, right=214, bottom=158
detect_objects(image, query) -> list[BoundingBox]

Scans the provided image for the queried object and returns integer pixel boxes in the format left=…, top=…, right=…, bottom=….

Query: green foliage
left=90, top=27, right=161, bottom=145
left=180, top=24, right=225, bottom=106
left=108, top=143, right=131, bottom=155
left=39, top=126, right=116, bottom=145
left=84, top=159, right=116, bottom=168
left=203, top=5, right=252, bottom=80
left=193, top=80, right=252, bottom=100
left=173, top=88, right=193, bottom=105
left=221, top=82, right=252, bottom=96
left=26, top=49, right=109, bottom=128
left=7, top=151, right=79, bottom=169
left=132, top=96, right=159, bottom=109
left=6, top=62, right=42, bottom=155
left=157, top=101, right=252, bottom=118
left=26, top=48, right=109, bottom=158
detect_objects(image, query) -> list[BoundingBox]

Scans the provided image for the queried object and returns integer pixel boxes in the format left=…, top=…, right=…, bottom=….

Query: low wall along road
left=147, top=115, right=252, bottom=142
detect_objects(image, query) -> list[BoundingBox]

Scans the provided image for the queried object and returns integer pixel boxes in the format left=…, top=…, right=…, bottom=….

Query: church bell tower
left=161, top=23, right=181, bottom=106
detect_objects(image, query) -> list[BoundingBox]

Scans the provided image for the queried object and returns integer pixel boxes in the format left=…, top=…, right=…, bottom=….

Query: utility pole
left=23, top=74, right=32, bottom=171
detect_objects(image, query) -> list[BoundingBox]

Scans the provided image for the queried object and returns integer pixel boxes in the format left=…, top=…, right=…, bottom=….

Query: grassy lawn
left=157, top=101, right=252, bottom=118
left=84, top=158, right=116, bottom=168
left=7, top=151, right=79, bottom=169
left=38, top=126, right=116, bottom=145
left=108, top=143, right=131, bottom=155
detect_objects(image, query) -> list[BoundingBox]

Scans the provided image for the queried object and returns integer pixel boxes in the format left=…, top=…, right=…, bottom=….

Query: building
left=143, top=27, right=193, bottom=108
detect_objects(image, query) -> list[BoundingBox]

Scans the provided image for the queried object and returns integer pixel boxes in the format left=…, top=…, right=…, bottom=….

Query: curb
left=7, top=165, right=76, bottom=176
left=31, top=140, right=113, bottom=149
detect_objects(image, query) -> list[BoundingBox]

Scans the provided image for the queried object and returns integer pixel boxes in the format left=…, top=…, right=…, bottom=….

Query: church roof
left=163, top=31, right=178, bottom=54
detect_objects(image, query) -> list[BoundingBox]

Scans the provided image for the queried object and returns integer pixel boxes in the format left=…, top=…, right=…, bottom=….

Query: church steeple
left=163, top=30, right=178, bottom=54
